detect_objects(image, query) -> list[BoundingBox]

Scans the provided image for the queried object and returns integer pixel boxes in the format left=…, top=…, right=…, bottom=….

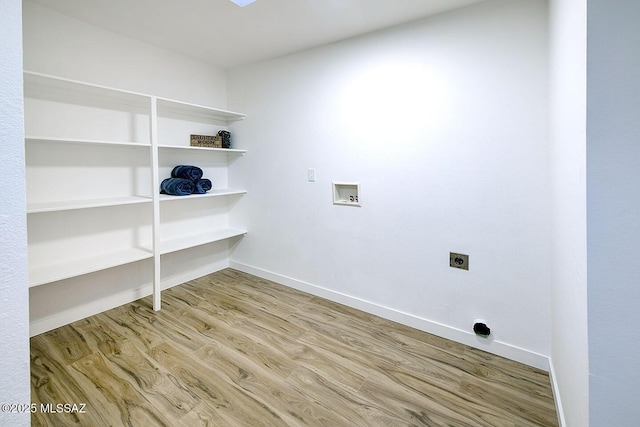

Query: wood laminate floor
left=30, top=269, right=558, bottom=426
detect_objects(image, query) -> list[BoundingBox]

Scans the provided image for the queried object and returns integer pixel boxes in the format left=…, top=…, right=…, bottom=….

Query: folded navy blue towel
left=193, top=179, right=212, bottom=194
left=171, top=165, right=203, bottom=181
left=160, top=178, right=195, bottom=196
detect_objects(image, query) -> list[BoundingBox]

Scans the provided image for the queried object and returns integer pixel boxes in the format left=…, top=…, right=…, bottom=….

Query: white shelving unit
left=24, top=71, right=247, bottom=334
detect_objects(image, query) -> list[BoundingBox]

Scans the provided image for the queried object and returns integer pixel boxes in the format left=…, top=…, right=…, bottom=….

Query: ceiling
left=27, top=0, right=484, bottom=69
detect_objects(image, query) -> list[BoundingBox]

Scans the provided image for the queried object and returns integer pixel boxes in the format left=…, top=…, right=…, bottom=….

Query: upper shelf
left=24, top=70, right=245, bottom=124
left=26, top=136, right=150, bottom=148
left=156, top=98, right=245, bottom=122
left=157, top=144, right=246, bottom=154
left=24, top=71, right=150, bottom=109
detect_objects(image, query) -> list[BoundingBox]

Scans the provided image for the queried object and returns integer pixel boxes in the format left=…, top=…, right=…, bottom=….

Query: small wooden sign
left=190, top=134, right=222, bottom=148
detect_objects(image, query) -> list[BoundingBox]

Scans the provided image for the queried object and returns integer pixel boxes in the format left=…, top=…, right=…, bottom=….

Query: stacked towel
left=160, top=165, right=212, bottom=196
left=171, top=165, right=203, bottom=181
left=160, top=178, right=194, bottom=196
left=193, top=178, right=212, bottom=194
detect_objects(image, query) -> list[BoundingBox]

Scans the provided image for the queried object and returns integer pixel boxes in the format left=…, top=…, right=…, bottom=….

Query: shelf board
left=156, top=97, right=245, bottom=122
left=24, top=71, right=246, bottom=122
left=29, top=248, right=154, bottom=288
left=27, top=196, right=153, bottom=214
left=26, top=136, right=150, bottom=148
left=159, top=227, right=247, bottom=255
left=24, top=70, right=151, bottom=108
left=159, top=189, right=246, bottom=202
left=158, top=144, right=246, bottom=154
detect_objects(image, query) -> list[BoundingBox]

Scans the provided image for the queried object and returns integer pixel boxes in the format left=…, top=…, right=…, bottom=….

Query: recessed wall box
left=332, top=182, right=360, bottom=206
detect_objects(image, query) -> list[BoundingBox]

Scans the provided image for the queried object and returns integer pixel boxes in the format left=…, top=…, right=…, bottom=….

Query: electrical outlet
left=450, top=252, right=469, bottom=270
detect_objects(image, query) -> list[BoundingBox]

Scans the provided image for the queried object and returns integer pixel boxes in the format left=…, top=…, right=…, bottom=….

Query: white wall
left=22, top=1, right=227, bottom=107
left=228, top=0, right=551, bottom=367
left=587, top=0, right=640, bottom=425
left=548, top=0, right=589, bottom=425
left=0, top=0, right=31, bottom=425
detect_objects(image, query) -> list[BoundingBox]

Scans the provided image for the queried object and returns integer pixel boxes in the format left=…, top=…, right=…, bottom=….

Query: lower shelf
left=28, top=228, right=247, bottom=287
left=159, top=227, right=247, bottom=255
left=28, top=248, right=154, bottom=288
left=27, top=196, right=152, bottom=213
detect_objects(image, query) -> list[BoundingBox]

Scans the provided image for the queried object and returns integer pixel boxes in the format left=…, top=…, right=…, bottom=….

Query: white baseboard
left=229, top=260, right=550, bottom=371
left=31, top=260, right=551, bottom=372
left=547, top=357, right=567, bottom=427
